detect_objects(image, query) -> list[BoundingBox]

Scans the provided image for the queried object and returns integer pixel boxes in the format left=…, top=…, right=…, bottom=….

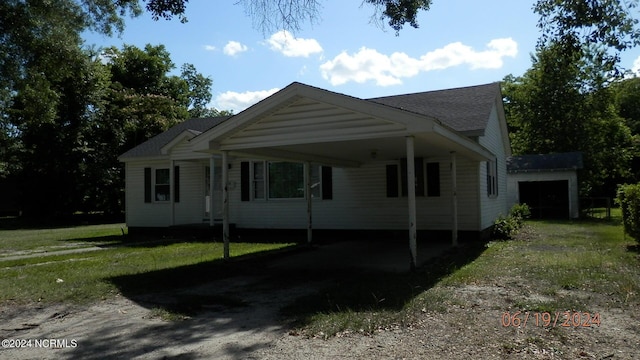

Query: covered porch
left=190, top=83, right=494, bottom=270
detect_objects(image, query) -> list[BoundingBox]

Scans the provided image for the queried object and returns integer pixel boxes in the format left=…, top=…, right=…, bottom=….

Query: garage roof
left=507, top=152, right=583, bottom=173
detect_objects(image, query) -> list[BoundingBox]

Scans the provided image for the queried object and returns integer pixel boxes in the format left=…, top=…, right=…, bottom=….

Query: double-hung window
left=155, top=168, right=170, bottom=201
left=241, top=161, right=332, bottom=201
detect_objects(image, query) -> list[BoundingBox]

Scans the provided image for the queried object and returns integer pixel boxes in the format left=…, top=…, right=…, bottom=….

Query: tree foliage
left=503, top=1, right=640, bottom=197
left=503, top=44, right=635, bottom=197
left=534, top=0, right=640, bottom=86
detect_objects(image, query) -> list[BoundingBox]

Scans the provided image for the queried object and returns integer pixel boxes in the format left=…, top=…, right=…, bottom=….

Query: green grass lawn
left=284, top=216, right=640, bottom=337
left=0, top=225, right=294, bottom=306
left=0, top=223, right=127, bottom=253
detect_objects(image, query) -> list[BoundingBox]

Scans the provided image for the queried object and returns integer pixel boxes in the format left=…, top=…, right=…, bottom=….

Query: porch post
left=222, top=151, right=230, bottom=259
left=209, top=156, right=215, bottom=227
left=450, top=151, right=459, bottom=247
left=406, top=136, right=418, bottom=271
left=306, top=161, right=313, bottom=245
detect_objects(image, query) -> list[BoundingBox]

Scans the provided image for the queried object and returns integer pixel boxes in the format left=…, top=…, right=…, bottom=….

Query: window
left=269, top=162, right=305, bottom=199
left=310, top=164, right=321, bottom=198
left=241, top=161, right=332, bottom=201
left=487, top=159, right=498, bottom=197
left=155, top=168, right=170, bottom=201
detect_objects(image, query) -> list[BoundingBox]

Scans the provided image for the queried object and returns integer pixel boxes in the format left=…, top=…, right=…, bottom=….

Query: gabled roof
left=119, top=82, right=504, bottom=162
left=507, top=152, right=584, bottom=173
left=118, top=117, right=231, bottom=160
left=368, top=82, right=501, bottom=135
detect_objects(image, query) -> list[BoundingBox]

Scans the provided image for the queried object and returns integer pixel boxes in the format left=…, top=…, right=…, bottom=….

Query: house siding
left=478, top=104, right=510, bottom=229
left=227, top=157, right=481, bottom=232
left=126, top=155, right=484, bottom=231
left=125, top=160, right=172, bottom=227
left=173, top=161, right=207, bottom=225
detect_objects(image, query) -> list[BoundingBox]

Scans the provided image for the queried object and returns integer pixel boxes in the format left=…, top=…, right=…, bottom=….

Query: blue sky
left=83, top=0, right=640, bottom=113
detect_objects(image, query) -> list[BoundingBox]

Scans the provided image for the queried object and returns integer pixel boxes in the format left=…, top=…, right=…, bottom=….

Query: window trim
left=154, top=168, right=171, bottom=202
left=247, top=161, right=326, bottom=201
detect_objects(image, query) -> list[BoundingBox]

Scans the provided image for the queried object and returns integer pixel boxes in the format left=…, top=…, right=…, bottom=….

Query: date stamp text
left=501, top=311, right=601, bottom=328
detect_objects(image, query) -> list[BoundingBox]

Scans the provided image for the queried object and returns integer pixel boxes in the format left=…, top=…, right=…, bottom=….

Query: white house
left=119, top=82, right=511, bottom=268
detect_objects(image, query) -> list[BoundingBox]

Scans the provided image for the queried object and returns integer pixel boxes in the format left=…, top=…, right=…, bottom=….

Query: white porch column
left=306, top=162, right=313, bottom=244
left=406, top=136, right=417, bottom=271
left=209, top=156, right=215, bottom=227
left=450, top=151, right=459, bottom=247
left=222, top=151, right=230, bottom=259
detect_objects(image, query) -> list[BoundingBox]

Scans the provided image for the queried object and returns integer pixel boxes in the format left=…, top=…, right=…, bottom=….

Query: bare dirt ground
left=1, top=243, right=639, bottom=359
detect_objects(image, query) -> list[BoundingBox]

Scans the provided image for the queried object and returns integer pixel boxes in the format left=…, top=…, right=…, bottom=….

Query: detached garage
left=506, top=152, right=583, bottom=219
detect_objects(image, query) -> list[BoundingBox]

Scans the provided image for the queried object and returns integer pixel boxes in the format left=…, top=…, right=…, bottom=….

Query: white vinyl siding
left=478, top=104, right=509, bottom=229
left=229, top=158, right=480, bottom=231
left=125, top=160, right=172, bottom=227
left=173, top=161, right=208, bottom=225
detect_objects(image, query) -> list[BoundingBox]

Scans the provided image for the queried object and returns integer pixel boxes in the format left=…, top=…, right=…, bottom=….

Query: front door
left=205, top=166, right=223, bottom=222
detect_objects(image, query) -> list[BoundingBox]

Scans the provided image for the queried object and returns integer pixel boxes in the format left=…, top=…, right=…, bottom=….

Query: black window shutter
left=400, top=159, right=408, bottom=196
left=415, top=158, right=425, bottom=196
left=427, top=162, right=440, bottom=197
left=240, top=161, right=250, bottom=201
left=321, top=166, right=333, bottom=200
left=174, top=166, right=180, bottom=203
left=386, top=164, right=399, bottom=197
left=144, top=167, right=151, bottom=203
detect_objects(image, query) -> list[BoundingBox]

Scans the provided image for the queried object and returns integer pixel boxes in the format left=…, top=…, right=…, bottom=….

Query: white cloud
left=266, top=30, right=323, bottom=57
left=223, top=41, right=248, bottom=56
left=215, top=88, right=280, bottom=113
left=633, top=56, right=640, bottom=75
left=204, top=45, right=216, bottom=51
left=320, top=38, right=518, bottom=86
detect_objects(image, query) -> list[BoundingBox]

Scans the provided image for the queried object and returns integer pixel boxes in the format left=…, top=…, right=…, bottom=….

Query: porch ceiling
left=221, top=131, right=491, bottom=167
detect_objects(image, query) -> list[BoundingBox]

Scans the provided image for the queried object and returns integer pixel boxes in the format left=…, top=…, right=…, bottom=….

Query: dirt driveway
left=0, top=240, right=451, bottom=359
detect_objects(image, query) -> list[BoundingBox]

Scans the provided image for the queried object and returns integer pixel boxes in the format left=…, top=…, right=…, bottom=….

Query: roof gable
left=368, top=82, right=501, bottom=135
left=190, top=82, right=440, bottom=152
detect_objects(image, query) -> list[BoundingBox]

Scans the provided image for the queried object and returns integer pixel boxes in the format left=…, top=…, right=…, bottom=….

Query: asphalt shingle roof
left=507, top=152, right=584, bottom=172
left=368, top=82, right=501, bottom=134
left=118, top=116, right=231, bottom=160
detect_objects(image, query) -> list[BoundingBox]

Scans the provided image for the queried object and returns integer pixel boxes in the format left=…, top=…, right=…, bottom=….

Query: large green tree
left=503, top=45, right=634, bottom=197
left=83, top=44, right=213, bottom=215
left=0, top=0, right=213, bottom=218
left=503, top=0, right=640, bottom=197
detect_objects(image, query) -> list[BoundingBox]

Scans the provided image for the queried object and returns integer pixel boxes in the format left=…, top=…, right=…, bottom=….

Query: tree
left=181, top=64, right=214, bottom=118
left=534, top=0, right=640, bottom=87
left=144, top=0, right=432, bottom=33
left=503, top=45, right=634, bottom=197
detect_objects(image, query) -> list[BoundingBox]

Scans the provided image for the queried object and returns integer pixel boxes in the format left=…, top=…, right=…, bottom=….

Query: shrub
left=510, top=203, right=531, bottom=225
left=492, top=203, right=531, bottom=240
left=615, top=184, right=640, bottom=243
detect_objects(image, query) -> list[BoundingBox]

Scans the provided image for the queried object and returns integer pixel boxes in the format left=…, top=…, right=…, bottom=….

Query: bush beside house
left=616, top=184, right=640, bottom=243
left=492, top=203, right=531, bottom=240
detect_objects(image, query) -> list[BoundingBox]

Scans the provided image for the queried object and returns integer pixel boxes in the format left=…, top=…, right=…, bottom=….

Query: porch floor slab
left=267, top=239, right=454, bottom=273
